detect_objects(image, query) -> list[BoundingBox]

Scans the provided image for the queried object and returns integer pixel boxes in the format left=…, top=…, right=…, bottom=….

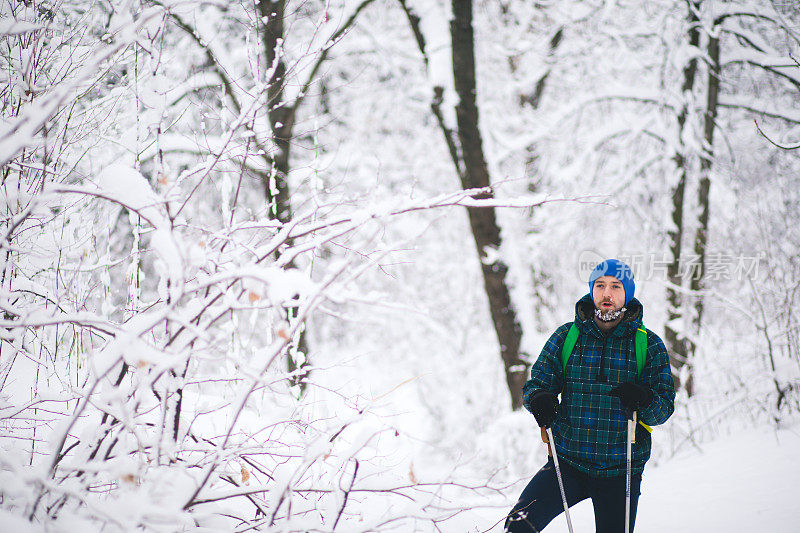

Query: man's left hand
left=608, top=382, right=653, bottom=414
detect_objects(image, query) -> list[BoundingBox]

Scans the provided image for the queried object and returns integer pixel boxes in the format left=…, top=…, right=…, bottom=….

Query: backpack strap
left=634, top=327, right=653, bottom=433
left=560, top=323, right=580, bottom=372
left=634, top=327, right=647, bottom=377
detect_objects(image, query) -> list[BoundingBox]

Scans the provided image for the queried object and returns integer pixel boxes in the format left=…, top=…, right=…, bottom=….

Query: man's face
left=592, top=275, right=626, bottom=313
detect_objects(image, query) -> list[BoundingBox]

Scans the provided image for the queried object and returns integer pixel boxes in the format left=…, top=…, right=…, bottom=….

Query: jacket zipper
left=597, top=334, right=609, bottom=383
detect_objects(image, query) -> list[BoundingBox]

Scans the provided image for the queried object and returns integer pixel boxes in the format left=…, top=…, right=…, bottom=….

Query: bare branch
left=755, top=119, right=800, bottom=149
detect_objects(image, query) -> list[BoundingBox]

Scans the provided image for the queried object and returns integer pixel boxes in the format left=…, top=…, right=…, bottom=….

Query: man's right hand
left=529, top=390, right=559, bottom=428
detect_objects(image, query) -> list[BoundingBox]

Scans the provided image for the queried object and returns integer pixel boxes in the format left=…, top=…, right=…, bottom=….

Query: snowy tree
left=2, top=0, right=800, bottom=531
left=396, top=0, right=529, bottom=409
left=2, top=2, right=543, bottom=529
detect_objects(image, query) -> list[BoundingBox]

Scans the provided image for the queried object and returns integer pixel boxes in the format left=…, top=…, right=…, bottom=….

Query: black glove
left=609, top=382, right=653, bottom=416
left=528, top=390, right=559, bottom=428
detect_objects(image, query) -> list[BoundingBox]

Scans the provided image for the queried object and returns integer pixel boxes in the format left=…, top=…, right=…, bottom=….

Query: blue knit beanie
left=588, top=258, right=635, bottom=306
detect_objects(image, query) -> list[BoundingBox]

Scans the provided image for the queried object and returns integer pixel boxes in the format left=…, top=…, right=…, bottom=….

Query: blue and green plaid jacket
left=523, top=294, right=675, bottom=477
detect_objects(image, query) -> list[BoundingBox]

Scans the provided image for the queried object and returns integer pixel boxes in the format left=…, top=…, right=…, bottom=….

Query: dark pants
left=505, top=457, right=642, bottom=533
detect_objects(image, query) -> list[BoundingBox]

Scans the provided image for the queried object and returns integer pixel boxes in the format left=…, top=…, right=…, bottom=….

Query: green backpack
left=560, top=323, right=653, bottom=432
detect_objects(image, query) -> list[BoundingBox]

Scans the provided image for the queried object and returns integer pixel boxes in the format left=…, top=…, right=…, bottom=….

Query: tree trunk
left=665, top=0, right=701, bottom=395
left=691, top=31, right=720, bottom=334
left=521, top=27, right=563, bottom=109
left=257, top=0, right=310, bottom=391
left=398, top=1, right=464, bottom=176
left=450, top=0, right=527, bottom=409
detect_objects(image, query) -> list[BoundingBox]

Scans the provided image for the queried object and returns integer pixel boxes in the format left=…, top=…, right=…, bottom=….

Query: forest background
left=1, top=0, right=799, bottom=531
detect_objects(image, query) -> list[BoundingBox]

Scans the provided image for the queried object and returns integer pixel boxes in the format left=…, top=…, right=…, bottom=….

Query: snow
left=0, top=20, right=43, bottom=36
left=465, top=424, right=800, bottom=532
left=0, top=510, right=40, bottom=533
left=3, top=0, right=800, bottom=531
left=636, top=426, right=800, bottom=532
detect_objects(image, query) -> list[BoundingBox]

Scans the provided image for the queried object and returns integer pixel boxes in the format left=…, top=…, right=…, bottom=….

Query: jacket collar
left=574, top=293, right=644, bottom=338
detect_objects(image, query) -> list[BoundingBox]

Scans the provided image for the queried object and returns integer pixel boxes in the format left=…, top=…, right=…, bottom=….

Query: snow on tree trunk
left=450, top=0, right=527, bottom=410
left=665, top=0, right=702, bottom=396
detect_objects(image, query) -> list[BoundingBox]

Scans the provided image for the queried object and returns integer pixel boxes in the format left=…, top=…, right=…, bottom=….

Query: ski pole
left=625, top=411, right=636, bottom=533
left=545, top=426, right=574, bottom=533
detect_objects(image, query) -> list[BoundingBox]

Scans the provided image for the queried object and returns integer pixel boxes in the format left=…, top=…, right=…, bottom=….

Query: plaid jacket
left=523, top=294, right=675, bottom=477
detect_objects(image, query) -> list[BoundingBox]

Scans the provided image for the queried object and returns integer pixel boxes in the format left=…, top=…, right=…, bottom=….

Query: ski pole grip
left=540, top=427, right=552, bottom=456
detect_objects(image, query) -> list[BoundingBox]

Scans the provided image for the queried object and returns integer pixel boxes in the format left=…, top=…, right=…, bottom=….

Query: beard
left=595, top=306, right=626, bottom=322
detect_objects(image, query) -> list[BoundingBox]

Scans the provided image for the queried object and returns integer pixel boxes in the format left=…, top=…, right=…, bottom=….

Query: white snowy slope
left=635, top=424, right=800, bottom=533
left=468, top=424, right=800, bottom=533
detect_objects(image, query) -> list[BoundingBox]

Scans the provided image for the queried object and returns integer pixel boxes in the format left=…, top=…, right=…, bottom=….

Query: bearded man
left=505, top=259, right=675, bottom=533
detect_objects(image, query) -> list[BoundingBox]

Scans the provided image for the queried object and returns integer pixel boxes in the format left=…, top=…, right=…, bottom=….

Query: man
left=505, top=259, right=675, bottom=532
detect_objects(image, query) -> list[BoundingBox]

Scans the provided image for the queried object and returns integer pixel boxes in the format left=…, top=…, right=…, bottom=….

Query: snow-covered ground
left=468, top=424, right=800, bottom=532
